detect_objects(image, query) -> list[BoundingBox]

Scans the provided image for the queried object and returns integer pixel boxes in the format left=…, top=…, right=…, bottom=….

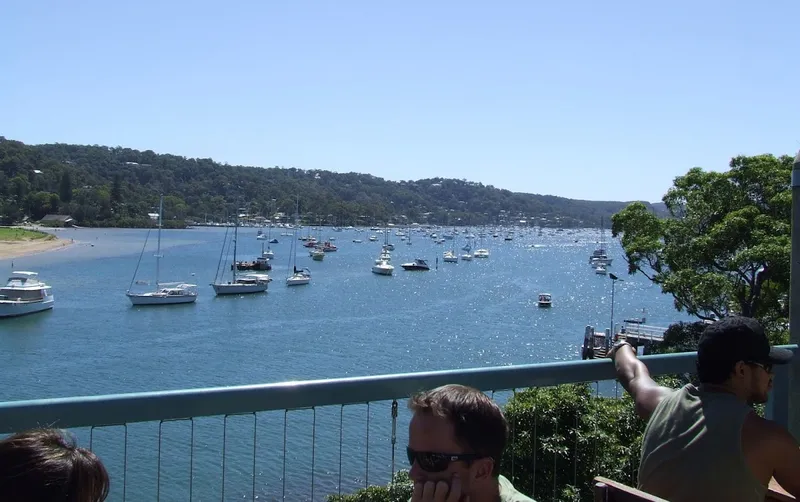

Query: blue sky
left=2, top=1, right=798, bottom=202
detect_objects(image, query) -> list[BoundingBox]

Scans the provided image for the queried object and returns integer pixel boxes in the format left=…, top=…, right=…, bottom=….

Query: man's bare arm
left=766, top=421, right=800, bottom=497
left=611, top=343, right=673, bottom=420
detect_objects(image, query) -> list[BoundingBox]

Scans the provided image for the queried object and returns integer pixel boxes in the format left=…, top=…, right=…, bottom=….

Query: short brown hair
left=0, top=428, right=110, bottom=502
left=409, top=384, right=508, bottom=476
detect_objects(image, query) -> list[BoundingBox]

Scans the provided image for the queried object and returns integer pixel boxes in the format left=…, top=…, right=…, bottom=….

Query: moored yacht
left=372, top=259, right=394, bottom=275
left=401, top=258, right=431, bottom=271
left=212, top=273, right=270, bottom=295
left=537, top=293, right=552, bottom=308
left=0, top=271, right=54, bottom=317
left=287, top=267, right=312, bottom=286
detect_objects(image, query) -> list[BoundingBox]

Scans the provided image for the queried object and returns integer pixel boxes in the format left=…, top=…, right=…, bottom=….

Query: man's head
left=0, top=428, right=110, bottom=502
left=407, top=384, right=507, bottom=496
left=697, top=316, right=793, bottom=404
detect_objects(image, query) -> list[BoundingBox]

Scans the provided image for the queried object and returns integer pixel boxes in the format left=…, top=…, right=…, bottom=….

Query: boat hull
left=371, top=266, right=394, bottom=275
left=211, top=283, right=268, bottom=295
left=127, top=293, right=197, bottom=305
left=0, top=297, right=55, bottom=318
left=286, top=276, right=311, bottom=286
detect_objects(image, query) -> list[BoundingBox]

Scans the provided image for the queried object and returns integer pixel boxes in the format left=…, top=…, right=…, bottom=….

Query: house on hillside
left=39, top=214, right=75, bottom=227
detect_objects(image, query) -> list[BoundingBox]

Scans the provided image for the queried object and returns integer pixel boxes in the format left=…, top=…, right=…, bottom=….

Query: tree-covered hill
left=0, top=137, right=664, bottom=227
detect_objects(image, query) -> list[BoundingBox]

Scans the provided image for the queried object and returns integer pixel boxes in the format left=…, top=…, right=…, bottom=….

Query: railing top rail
left=0, top=345, right=796, bottom=433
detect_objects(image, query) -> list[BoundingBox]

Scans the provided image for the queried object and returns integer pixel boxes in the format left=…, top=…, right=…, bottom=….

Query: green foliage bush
left=326, top=471, right=413, bottom=502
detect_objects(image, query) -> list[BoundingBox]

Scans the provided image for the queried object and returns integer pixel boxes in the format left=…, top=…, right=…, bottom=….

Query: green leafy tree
left=27, top=191, right=58, bottom=220
left=59, top=170, right=72, bottom=203
left=502, top=384, right=645, bottom=502
left=612, top=154, right=791, bottom=339
left=111, top=173, right=123, bottom=204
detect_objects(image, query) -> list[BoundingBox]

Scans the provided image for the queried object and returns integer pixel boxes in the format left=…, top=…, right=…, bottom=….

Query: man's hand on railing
left=606, top=339, right=631, bottom=359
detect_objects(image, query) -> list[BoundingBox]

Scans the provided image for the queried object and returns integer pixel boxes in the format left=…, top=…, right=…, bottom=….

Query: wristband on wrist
left=612, top=341, right=633, bottom=357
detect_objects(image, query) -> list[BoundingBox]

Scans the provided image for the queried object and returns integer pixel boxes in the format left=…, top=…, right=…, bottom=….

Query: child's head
left=0, top=428, right=109, bottom=501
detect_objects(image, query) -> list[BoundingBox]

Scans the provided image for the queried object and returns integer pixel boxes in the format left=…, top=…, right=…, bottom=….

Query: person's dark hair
left=409, top=384, right=507, bottom=477
left=696, top=317, right=766, bottom=384
left=0, top=428, right=110, bottom=502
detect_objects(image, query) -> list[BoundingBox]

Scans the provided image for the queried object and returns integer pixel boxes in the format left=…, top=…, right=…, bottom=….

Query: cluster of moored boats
left=1, top=214, right=613, bottom=316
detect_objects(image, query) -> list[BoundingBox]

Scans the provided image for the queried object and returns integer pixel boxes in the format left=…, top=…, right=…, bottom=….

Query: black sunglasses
left=406, top=447, right=482, bottom=473
left=746, top=361, right=773, bottom=374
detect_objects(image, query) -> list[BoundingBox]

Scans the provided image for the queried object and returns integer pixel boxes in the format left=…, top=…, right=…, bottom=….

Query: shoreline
left=0, top=237, right=74, bottom=260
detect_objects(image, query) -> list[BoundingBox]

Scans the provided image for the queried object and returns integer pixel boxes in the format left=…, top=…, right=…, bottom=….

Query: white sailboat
left=263, top=205, right=276, bottom=258
left=126, top=196, right=198, bottom=305
left=473, top=232, right=490, bottom=258
left=372, top=224, right=395, bottom=275
left=589, top=217, right=613, bottom=266
left=287, top=197, right=311, bottom=286
left=211, top=211, right=270, bottom=295
left=443, top=227, right=459, bottom=262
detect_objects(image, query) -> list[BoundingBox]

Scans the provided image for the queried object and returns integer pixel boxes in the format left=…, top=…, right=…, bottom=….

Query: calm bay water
left=0, top=226, right=687, bottom=501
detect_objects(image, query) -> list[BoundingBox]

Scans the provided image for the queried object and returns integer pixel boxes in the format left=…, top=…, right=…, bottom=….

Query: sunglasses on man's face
left=406, top=447, right=481, bottom=473
left=747, top=361, right=773, bottom=374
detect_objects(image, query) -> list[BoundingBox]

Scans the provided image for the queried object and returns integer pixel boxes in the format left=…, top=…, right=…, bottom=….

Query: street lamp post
left=609, top=273, right=624, bottom=337
left=789, top=150, right=800, bottom=437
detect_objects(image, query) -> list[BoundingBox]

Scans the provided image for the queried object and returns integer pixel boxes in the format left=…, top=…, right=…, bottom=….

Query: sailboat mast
left=155, top=196, right=163, bottom=290
left=293, top=196, right=299, bottom=270
left=233, top=211, right=238, bottom=281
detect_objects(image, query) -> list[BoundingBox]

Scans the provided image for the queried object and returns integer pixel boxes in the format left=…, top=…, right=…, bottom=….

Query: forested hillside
left=0, top=137, right=662, bottom=227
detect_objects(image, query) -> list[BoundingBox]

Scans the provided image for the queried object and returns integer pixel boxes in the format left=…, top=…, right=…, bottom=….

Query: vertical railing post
left=790, top=150, right=800, bottom=439
left=767, top=363, right=790, bottom=427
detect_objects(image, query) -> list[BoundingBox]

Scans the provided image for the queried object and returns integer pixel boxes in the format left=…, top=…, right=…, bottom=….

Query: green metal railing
left=0, top=346, right=795, bottom=501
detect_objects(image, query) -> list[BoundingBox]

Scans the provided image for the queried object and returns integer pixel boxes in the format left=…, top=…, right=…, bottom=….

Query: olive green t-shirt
left=638, top=384, right=766, bottom=502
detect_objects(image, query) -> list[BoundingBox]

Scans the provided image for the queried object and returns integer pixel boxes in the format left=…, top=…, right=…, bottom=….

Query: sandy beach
left=0, top=237, right=72, bottom=260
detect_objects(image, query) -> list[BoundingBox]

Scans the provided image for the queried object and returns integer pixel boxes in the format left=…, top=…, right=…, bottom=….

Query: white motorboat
left=310, top=246, right=325, bottom=261
left=374, top=250, right=392, bottom=263
left=127, top=196, right=198, bottom=305
left=473, top=248, right=490, bottom=258
left=461, top=253, right=473, bottom=261
left=595, top=264, right=608, bottom=275
left=443, top=250, right=459, bottom=263
left=537, top=293, right=552, bottom=308
left=0, top=271, right=54, bottom=317
left=262, top=249, right=275, bottom=260
left=372, top=259, right=394, bottom=276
